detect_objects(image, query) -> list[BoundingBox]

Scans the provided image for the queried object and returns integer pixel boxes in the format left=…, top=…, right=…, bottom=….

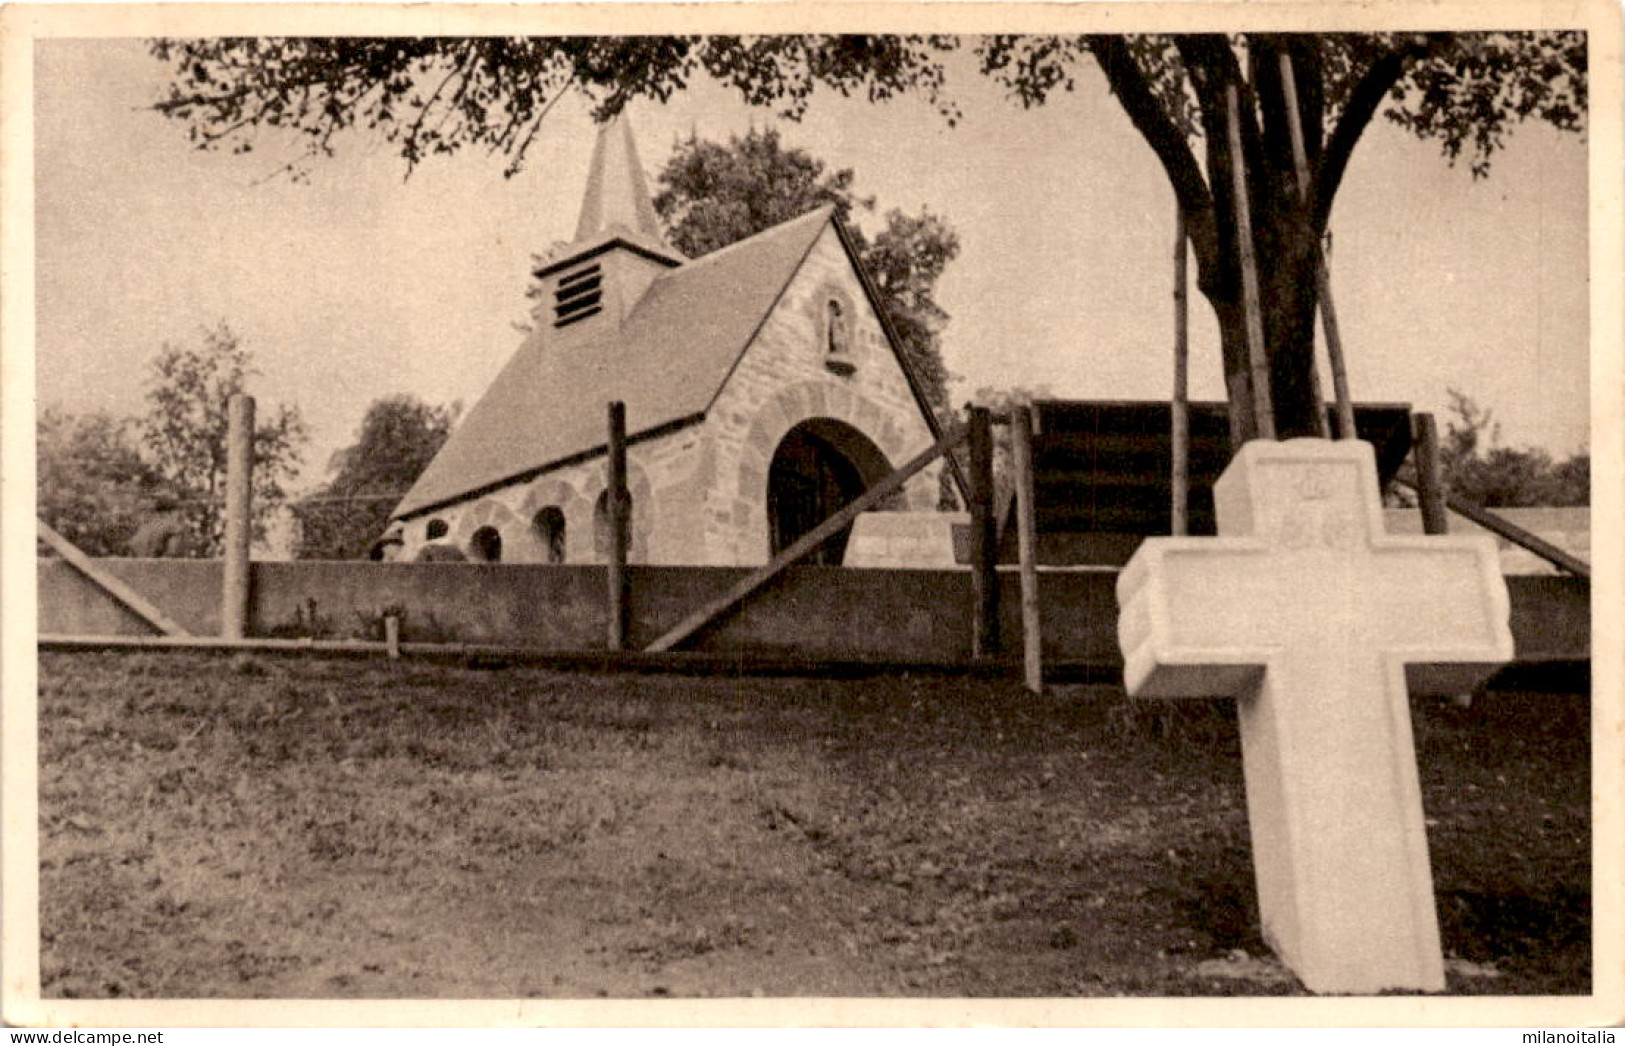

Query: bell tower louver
left=535, top=113, right=682, bottom=333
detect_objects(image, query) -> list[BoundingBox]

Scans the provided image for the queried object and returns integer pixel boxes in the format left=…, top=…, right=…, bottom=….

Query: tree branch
left=1086, top=36, right=1216, bottom=262
left=1313, top=33, right=1451, bottom=230
left=1169, top=36, right=1251, bottom=292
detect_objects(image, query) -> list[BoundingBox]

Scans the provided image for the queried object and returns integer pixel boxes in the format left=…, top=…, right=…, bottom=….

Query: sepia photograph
left=3, top=1, right=1620, bottom=1029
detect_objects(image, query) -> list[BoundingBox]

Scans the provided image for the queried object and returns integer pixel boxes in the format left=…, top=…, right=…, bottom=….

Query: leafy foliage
left=1383, top=33, right=1587, bottom=176
left=148, top=36, right=962, bottom=179
left=977, top=34, right=1585, bottom=176
left=142, top=323, right=308, bottom=554
left=861, top=208, right=960, bottom=416
left=36, top=407, right=167, bottom=556
left=1438, top=389, right=1588, bottom=507
left=291, top=394, right=458, bottom=559
left=643, top=128, right=959, bottom=416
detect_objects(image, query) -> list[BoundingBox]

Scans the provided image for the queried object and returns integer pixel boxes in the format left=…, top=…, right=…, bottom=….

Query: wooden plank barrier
left=1172, top=209, right=1190, bottom=537
left=1411, top=412, right=1450, bottom=535
left=1279, top=48, right=1355, bottom=441
left=1225, top=82, right=1276, bottom=440
left=1391, top=473, right=1590, bottom=580
left=221, top=394, right=254, bottom=639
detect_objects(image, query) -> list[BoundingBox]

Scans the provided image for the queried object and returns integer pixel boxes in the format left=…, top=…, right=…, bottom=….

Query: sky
left=33, top=37, right=1591, bottom=499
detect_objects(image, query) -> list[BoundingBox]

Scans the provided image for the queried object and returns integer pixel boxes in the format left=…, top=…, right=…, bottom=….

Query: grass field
left=37, top=651, right=1590, bottom=998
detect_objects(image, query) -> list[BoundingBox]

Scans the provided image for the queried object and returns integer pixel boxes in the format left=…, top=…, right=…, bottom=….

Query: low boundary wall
left=37, top=559, right=1587, bottom=672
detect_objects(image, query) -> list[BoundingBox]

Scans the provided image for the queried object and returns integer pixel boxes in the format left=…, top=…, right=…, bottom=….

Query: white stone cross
left=1117, top=439, right=1513, bottom=994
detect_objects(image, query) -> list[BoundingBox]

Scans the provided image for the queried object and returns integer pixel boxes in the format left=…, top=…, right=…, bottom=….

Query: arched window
left=470, top=526, right=503, bottom=563
left=368, top=530, right=404, bottom=562
left=533, top=506, right=567, bottom=564
left=425, top=518, right=449, bottom=540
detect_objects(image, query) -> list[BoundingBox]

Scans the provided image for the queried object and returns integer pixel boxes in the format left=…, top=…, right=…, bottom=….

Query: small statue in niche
left=825, top=298, right=855, bottom=375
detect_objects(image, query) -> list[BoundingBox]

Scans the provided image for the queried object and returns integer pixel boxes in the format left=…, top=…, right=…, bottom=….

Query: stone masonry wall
left=395, top=423, right=703, bottom=564
left=698, top=222, right=943, bottom=565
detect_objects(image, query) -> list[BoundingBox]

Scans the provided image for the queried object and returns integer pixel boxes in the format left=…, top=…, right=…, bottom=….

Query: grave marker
left=1117, top=438, right=1513, bottom=994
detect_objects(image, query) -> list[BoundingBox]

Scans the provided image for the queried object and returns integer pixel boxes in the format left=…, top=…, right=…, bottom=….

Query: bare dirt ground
left=37, top=651, right=1589, bottom=999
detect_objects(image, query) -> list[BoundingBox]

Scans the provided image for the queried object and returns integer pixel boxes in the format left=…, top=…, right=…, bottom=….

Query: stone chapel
left=389, top=116, right=948, bottom=566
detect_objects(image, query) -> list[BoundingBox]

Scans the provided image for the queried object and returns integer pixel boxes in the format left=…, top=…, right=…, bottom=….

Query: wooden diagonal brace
left=38, top=520, right=192, bottom=637
left=646, top=424, right=967, bottom=653
left=1390, top=476, right=1591, bottom=580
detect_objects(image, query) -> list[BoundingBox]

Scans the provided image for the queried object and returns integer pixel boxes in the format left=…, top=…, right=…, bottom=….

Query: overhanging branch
left=1087, top=36, right=1216, bottom=262
left=1314, top=34, right=1452, bottom=230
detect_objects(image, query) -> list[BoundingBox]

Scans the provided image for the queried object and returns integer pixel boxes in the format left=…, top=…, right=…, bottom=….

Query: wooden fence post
left=1172, top=207, right=1191, bottom=536
left=222, top=394, right=254, bottom=639
left=1011, top=402, right=1042, bottom=691
left=968, top=404, right=1001, bottom=659
left=1225, top=82, right=1275, bottom=441
left=1412, top=412, right=1449, bottom=535
left=607, top=400, right=630, bottom=651
left=1279, top=47, right=1353, bottom=440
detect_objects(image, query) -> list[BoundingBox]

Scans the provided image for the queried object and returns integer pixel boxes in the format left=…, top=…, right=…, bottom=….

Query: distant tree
left=853, top=208, right=959, bottom=417
left=652, top=127, right=868, bottom=254
left=292, top=394, right=459, bottom=559
left=654, top=130, right=959, bottom=416
left=142, top=323, right=308, bottom=554
left=1438, top=388, right=1588, bottom=507
left=1548, top=452, right=1591, bottom=506
left=36, top=407, right=166, bottom=556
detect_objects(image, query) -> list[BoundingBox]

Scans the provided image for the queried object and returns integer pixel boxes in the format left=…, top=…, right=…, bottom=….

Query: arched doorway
left=767, top=418, right=891, bottom=565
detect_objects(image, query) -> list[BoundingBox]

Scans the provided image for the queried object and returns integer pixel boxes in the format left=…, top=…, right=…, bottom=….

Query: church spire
left=573, top=113, right=671, bottom=252
left=534, top=111, right=681, bottom=335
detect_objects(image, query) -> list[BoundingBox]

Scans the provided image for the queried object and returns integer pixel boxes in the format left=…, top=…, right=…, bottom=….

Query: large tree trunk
left=1089, top=34, right=1439, bottom=449
left=1193, top=57, right=1328, bottom=446
left=1194, top=182, right=1325, bottom=446
left=1257, top=210, right=1325, bottom=440
left=1202, top=231, right=1323, bottom=445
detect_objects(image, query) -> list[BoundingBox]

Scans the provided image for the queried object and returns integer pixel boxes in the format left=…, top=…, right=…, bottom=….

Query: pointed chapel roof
left=392, top=207, right=837, bottom=520
left=567, top=113, right=676, bottom=261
